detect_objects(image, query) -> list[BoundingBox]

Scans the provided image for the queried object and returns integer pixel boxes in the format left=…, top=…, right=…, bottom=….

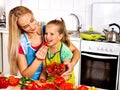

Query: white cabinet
left=70, top=37, right=81, bottom=86
left=0, top=33, right=2, bottom=72
left=2, top=33, right=10, bottom=74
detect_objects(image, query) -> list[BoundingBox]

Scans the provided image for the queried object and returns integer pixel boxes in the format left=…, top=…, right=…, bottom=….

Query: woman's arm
left=39, top=60, right=47, bottom=80
left=69, top=42, right=80, bottom=68
left=17, top=45, right=48, bottom=78
left=62, top=59, right=71, bottom=81
left=17, top=54, right=43, bottom=77
left=62, top=42, right=80, bottom=76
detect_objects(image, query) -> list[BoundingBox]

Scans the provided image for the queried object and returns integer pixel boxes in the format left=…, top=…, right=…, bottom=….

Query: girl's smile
left=45, top=24, right=63, bottom=49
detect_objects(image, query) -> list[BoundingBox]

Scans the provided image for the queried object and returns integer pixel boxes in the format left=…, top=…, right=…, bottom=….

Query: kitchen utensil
left=0, top=0, right=5, bottom=18
left=103, top=23, right=120, bottom=42
left=80, top=28, right=102, bottom=40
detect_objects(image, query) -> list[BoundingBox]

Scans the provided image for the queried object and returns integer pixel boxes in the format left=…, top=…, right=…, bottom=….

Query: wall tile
left=21, top=0, right=120, bottom=30
left=73, top=0, right=87, bottom=12
left=49, top=0, right=73, bottom=11
left=38, top=10, right=50, bottom=23
left=39, top=0, right=50, bottom=10
left=22, top=0, right=39, bottom=9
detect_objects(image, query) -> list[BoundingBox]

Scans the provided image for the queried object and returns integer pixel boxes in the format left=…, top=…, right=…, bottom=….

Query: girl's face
left=45, top=24, right=63, bottom=47
left=17, top=13, right=38, bottom=33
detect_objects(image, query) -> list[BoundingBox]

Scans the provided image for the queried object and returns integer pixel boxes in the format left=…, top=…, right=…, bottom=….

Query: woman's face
left=17, top=13, right=38, bottom=33
left=45, top=24, right=63, bottom=47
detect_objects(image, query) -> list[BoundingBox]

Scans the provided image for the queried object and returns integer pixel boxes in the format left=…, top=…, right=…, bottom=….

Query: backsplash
left=6, top=0, right=120, bottom=31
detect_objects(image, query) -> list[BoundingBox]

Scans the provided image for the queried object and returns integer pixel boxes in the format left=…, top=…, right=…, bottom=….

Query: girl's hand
left=36, top=45, right=48, bottom=60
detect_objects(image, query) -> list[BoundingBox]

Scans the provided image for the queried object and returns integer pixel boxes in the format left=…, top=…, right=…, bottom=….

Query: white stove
left=81, top=40, right=120, bottom=55
left=80, top=40, right=120, bottom=90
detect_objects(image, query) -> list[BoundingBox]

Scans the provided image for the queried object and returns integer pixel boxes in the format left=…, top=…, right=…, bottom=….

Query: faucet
left=70, top=13, right=82, bottom=32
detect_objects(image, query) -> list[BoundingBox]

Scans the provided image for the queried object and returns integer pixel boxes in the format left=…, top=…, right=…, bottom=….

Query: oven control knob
left=88, top=46, right=91, bottom=50
left=101, top=48, right=103, bottom=51
left=97, top=47, right=101, bottom=51
left=110, top=48, right=113, bottom=52
left=105, top=48, right=108, bottom=52
left=97, top=47, right=99, bottom=50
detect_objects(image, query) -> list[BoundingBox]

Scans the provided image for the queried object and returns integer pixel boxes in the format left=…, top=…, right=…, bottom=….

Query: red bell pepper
left=77, top=85, right=88, bottom=90
left=43, top=83, right=58, bottom=90
left=54, top=77, right=65, bottom=87
left=60, top=82, right=73, bottom=90
left=0, top=76, right=9, bottom=89
left=27, top=81, right=44, bottom=90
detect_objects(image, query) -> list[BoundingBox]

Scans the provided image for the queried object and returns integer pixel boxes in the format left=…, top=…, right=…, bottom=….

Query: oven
left=80, top=40, right=120, bottom=90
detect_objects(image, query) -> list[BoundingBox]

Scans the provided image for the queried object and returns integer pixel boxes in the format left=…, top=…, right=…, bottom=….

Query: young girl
left=45, top=18, right=75, bottom=84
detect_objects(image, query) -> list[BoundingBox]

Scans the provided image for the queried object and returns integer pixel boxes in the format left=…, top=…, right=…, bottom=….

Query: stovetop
left=82, top=36, right=120, bottom=44
left=81, top=38, right=120, bottom=55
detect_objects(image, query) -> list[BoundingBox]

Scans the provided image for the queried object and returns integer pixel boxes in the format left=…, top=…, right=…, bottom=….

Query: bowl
left=46, top=62, right=67, bottom=77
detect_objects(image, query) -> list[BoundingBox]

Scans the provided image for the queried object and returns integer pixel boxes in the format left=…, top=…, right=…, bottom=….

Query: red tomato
left=60, top=82, right=73, bottom=90
left=46, top=62, right=66, bottom=77
left=77, top=85, right=88, bottom=90
left=40, top=79, right=46, bottom=83
left=54, top=77, right=65, bottom=87
left=42, top=42, right=48, bottom=46
left=9, top=75, right=19, bottom=86
left=47, top=66, right=53, bottom=73
left=59, top=63, right=66, bottom=69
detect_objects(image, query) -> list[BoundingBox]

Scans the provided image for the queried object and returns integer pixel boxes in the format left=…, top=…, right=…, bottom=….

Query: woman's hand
left=36, top=45, right=48, bottom=60
left=62, top=60, right=74, bottom=76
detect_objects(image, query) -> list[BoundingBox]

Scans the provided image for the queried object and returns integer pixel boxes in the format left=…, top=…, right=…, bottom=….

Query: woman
left=8, top=6, right=80, bottom=80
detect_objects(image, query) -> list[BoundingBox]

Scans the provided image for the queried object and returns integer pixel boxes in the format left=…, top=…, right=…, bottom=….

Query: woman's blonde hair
left=46, top=18, right=70, bottom=47
left=8, top=6, right=33, bottom=75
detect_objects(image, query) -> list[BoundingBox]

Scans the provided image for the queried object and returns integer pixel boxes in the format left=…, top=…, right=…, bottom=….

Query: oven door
left=80, top=51, right=119, bottom=90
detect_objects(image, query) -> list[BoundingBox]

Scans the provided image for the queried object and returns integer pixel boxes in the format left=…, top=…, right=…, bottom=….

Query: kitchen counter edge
left=0, top=28, right=8, bottom=33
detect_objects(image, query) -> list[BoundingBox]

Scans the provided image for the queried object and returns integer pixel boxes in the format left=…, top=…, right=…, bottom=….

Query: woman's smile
left=30, top=27, right=36, bottom=32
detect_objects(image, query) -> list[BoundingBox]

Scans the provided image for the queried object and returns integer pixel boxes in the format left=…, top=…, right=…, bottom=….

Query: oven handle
left=82, top=52, right=117, bottom=59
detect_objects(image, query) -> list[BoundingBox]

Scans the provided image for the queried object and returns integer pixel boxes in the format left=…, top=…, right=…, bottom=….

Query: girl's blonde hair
left=8, top=6, right=33, bottom=75
left=46, top=18, right=70, bottom=47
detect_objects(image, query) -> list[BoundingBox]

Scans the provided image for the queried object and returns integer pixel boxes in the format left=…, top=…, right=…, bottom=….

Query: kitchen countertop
left=0, top=28, right=82, bottom=41
left=1, top=86, right=13, bottom=90
left=0, top=27, right=8, bottom=33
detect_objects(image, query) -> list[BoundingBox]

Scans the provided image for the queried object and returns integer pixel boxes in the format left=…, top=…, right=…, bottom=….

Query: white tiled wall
left=5, top=0, right=120, bottom=31
left=21, top=0, right=120, bottom=31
